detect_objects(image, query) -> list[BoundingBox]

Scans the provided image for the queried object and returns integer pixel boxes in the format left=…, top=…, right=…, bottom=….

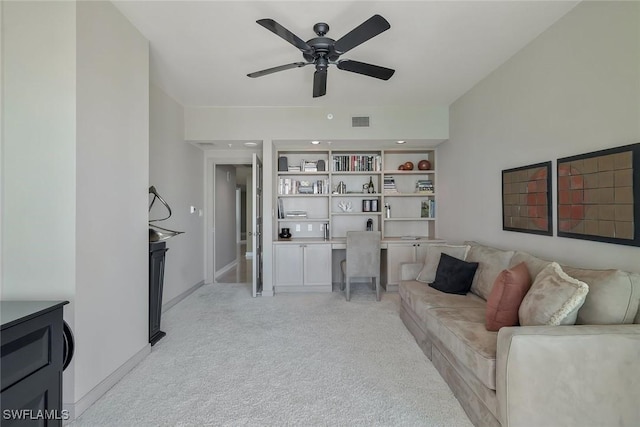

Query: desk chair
left=340, top=231, right=381, bottom=301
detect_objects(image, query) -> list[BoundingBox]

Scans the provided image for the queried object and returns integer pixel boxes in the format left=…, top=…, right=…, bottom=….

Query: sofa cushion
left=429, top=253, right=479, bottom=295
left=425, top=307, right=497, bottom=390
left=399, top=281, right=486, bottom=326
left=509, top=251, right=552, bottom=281
left=485, top=262, right=532, bottom=331
left=416, top=244, right=470, bottom=283
left=561, top=266, right=640, bottom=325
left=519, top=262, right=589, bottom=326
left=466, top=244, right=515, bottom=300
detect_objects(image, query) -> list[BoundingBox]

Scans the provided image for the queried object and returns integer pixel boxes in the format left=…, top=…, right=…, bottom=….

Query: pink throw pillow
left=486, top=262, right=532, bottom=331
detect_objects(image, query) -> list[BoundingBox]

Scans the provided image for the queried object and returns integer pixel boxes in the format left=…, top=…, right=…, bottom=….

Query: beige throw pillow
left=416, top=244, right=470, bottom=284
left=519, top=262, right=589, bottom=326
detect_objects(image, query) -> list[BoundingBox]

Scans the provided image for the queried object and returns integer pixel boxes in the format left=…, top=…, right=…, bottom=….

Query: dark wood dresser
left=1, top=301, right=68, bottom=426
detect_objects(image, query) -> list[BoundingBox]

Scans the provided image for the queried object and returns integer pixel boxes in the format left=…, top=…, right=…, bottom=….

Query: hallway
left=216, top=242, right=252, bottom=284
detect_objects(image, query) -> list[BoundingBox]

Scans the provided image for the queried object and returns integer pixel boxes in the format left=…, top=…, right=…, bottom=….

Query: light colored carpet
left=72, top=283, right=473, bottom=426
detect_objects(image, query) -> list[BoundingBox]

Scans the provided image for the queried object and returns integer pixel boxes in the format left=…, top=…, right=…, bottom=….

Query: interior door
left=252, top=153, right=263, bottom=297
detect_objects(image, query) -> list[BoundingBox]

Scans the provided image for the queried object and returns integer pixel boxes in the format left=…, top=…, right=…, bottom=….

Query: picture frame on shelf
left=502, top=161, right=552, bottom=236
left=556, top=142, right=640, bottom=247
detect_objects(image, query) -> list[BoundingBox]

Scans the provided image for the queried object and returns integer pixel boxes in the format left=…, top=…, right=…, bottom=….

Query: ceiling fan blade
left=313, top=70, right=327, bottom=98
left=247, top=62, right=309, bottom=78
left=337, top=60, right=395, bottom=80
left=257, top=19, right=313, bottom=53
left=334, top=15, right=390, bottom=54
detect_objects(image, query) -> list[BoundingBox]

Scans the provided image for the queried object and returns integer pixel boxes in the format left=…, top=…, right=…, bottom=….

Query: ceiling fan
left=247, top=15, right=395, bottom=98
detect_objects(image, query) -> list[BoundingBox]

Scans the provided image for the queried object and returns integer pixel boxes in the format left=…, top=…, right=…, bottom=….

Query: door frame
left=205, top=153, right=256, bottom=284
left=251, top=153, right=263, bottom=297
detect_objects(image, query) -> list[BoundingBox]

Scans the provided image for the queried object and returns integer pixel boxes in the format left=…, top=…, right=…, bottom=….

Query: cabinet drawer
left=1, top=310, right=62, bottom=392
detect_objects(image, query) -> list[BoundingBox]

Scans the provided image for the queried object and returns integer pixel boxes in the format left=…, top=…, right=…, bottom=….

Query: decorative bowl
left=418, top=160, right=431, bottom=170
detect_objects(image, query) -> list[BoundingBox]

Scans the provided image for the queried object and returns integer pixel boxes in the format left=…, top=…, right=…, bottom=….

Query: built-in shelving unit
left=274, top=147, right=437, bottom=240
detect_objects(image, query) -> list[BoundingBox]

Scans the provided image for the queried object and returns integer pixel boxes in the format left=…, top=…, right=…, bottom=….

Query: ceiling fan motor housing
left=303, top=36, right=339, bottom=63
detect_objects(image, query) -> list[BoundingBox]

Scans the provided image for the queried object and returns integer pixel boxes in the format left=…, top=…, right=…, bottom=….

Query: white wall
left=75, top=0, right=149, bottom=403
left=2, top=1, right=77, bottom=299
left=3, top=0, right=152, bottom=414
left=149, top=84, right=205, bottom=303
left=1, top=0, right=78, bottom=403
left=214, top=165, right=237, bottom=273
left=185, top=106, right=448, bottom=142
left=439, top=1, right=640, bottom=272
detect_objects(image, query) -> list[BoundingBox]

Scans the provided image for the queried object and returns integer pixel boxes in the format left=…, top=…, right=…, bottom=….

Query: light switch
left=190, top=206, right=196, bottom=214
left=295, top=224, right=301, bottom=232
left=307, top=224, right=313, bottom=231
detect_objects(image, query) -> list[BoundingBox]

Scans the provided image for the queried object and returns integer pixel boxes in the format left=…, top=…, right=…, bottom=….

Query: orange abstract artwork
left=557, top=145, right=637, bottom=245
left=502, top=162, right=552, bottom=235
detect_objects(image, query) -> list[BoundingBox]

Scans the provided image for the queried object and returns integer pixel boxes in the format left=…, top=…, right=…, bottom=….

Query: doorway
left=213, top=164, right=253, bottom=284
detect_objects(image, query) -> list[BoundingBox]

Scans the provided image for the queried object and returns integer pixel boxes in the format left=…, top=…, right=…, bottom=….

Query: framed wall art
left=502, top=161, right=552, bottom=236
left=557, top=143, right=640, bottom=246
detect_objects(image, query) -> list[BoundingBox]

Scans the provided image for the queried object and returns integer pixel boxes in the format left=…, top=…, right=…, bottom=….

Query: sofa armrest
left=496, top=325, right=640, bottom=427
left=400, top=263, right=423, bottom=281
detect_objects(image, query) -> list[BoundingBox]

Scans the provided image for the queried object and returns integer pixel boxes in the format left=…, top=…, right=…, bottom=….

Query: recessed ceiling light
left=244, top=142, right=258, bottom=147
left=396, top=140, right=406, bottom=144
left=311, top=140, right=320, bottom=145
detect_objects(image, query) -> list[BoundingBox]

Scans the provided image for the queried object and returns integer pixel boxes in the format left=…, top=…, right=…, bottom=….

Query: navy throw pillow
left=429, top=253, right=479, bottom=295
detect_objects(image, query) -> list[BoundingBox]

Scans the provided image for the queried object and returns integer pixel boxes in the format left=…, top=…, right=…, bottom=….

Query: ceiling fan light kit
left=247, top=15, right=395, bottom=98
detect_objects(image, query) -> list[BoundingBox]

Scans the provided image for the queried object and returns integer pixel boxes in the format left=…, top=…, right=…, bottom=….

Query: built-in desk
left=273, top=237, right=446, bottom=293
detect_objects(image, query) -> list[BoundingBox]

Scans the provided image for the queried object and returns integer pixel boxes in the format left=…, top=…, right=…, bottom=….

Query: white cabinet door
left=414, top=243, right=428, bottom=265
left=274, top=245, right=304, bottom=286
left=303, top=244, right=332, bottom=286
left=386, top=244, right=417, bottom=286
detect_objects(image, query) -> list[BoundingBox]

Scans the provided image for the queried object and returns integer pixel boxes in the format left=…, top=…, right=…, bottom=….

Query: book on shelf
left=302, top=160, right=318, bottom=172
left=277, top=198, right=284, bottom=219
left=383, top=176, right=398, bottom=193
left=332, top=154, right=382, bottom=172
left=421, top=200, right=436, bottom=218
left=285, top=210, right=307, bottom=218
left=415, top=179, right=434, bottom=194
left=278, top=178, right=329, bottom=194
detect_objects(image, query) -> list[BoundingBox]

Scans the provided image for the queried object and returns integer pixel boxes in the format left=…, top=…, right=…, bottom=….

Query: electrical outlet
left=307, top=224, right=313, bottom=231
left=295, top=224, right=301, bottom=232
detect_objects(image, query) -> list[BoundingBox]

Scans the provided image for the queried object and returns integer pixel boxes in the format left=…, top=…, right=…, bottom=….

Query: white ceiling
left=114, top=1, right=578, bottom=108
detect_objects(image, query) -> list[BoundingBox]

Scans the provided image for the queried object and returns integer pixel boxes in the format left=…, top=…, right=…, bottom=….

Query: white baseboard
left=163, top=280, right=205, bottom=313
left=214, top=259, right=238, bottom=279
left=64, top=344, right=150, bottom=422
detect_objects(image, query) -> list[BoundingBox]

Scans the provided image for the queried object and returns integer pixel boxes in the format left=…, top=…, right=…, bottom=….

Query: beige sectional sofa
left=398, top=242, right=640, bottom=427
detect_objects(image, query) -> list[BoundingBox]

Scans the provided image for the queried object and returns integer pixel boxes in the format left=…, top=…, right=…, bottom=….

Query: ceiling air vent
left=352, top=116, right=370, bottom=127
